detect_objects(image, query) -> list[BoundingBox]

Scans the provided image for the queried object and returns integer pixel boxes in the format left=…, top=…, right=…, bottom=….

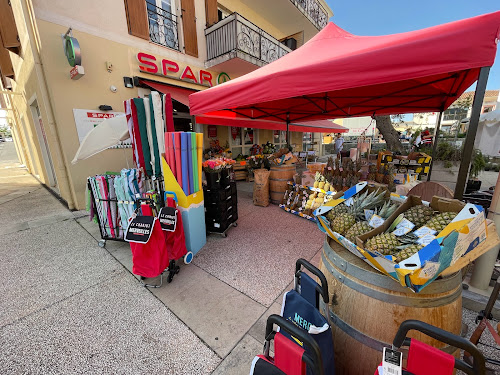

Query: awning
left=139, top=78, right=196, bottom=107
left=189, top=11, right=500, bottom=122
left=196, top=112, right=347, bottom=133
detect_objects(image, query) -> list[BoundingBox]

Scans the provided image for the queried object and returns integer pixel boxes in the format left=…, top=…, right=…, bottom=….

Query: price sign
left=125, top=215, right=155, bottom=243
left=158, top=207, right=177, bottom=232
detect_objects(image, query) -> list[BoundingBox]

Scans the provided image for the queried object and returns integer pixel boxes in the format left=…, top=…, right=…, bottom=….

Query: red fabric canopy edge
left=139, top=79, right=195, bottom=107
left=195, top=113, right=347, bottom=133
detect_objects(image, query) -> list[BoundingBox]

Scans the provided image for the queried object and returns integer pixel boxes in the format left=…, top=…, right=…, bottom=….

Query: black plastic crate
left=204, top=188, right=232, bottom=204
left=205, top=203, right=235, bottom=220
left=206, top=215, right=234, bottom=233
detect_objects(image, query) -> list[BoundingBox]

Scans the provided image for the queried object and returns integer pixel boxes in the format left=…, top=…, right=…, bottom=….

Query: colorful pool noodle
left=196, top=133, right=203, bottom=187
left=174, top=132, right=183, bottom=190
left=180, top=132, right=189, bottom=196
left=187, top=133, right=194, bottom=195
left=164, top=132, right=175, bottom=179
left=191, top=132, right=198, bottom=193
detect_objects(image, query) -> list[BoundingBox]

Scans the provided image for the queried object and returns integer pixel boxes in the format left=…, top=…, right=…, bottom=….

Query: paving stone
left=212, top=334, right=263, bottom=375
left=248, top=302, right=283, bottom=343
left=151, top=264, right=266, bottom=358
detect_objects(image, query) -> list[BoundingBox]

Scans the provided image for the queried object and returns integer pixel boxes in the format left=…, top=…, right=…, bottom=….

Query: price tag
left=364, top=209, right=375, bottom=221
left=369, top=214, right=385, bottom=228
left=396, top=218, right=415, bottom=231
left=414, top=226, right=437, bottom=237
left=382, top=347, right=402, bottom=375
left=344, top=197, right=354, bottom=207
left=158, top=206, right=177, bottom=232
left=417, top=234, right=436, bottom=246
left=125, top=216, right=155, bottom=243
left=393, top=226, right=412, bottom=236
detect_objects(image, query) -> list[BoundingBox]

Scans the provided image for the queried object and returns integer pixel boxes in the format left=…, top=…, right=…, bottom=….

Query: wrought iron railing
left=205, top=13, right=292, bottom=66
left=146, top=3, right=179, bottom=50
left=290, top=0, right=328, bottom=30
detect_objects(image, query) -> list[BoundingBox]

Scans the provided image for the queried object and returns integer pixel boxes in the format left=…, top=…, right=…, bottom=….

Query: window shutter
left=0, top=32, right=14, bottom=78
left=124, top=0, right=150, bottom=40
left=181, top=0, right=198, bottom=57
left=204, top=0, right=218, bottom=28
left=0, top=0, right=21, bottom=54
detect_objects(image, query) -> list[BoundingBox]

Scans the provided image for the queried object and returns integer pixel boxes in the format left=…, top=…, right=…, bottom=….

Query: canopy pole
left=286, top=113, right=290, bottom=147
left=427, top=111, right=443, bottom=181
left=454, top=66, right=490, bottom=200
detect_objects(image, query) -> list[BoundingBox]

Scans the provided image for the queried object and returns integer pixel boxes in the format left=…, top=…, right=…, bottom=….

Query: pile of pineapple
left=305, top=172, right=335, bottom=212
left=326, top=188, right=399, bottom=242
left=364, top=205, right=458, bottom=263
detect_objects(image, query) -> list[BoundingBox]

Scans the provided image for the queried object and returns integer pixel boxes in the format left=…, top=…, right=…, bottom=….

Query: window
left=229, top=127, right=257, bottom=156
left=146, top=0, right=179, bottom=50
left=273, top=130, right=287, bottom=148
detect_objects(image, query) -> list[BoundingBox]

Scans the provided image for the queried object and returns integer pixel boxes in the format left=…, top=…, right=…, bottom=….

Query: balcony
left=205, top=13, right=292, bottom=74
left=146, top=3, right=180, bottom=51
left=289, top=0, right=329, bottom=30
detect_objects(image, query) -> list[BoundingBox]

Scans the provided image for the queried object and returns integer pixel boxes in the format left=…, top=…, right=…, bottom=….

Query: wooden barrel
left=319, top=238, right=462, bottom=375
left=269, top=165, right=296, bottom=204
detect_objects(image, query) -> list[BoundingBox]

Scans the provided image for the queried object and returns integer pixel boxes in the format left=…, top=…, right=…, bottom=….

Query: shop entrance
left=30, top=99, right=57, bottom=188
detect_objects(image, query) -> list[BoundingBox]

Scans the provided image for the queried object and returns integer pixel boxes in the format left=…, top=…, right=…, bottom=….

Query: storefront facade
left=1, top=0, right=332, bottom=209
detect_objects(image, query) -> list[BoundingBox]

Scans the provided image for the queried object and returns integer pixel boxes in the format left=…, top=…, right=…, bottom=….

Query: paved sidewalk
left=0, top=142, right=324, bottom=374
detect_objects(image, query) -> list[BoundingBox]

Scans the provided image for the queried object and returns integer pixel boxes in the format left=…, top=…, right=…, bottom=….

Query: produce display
left=325, top=188, right=399, bottom=242
left=262, top=141, right=276, bottom=154
left=362, top=205, right=458, bottom=263
left=280, top=182, right=337, bottom=221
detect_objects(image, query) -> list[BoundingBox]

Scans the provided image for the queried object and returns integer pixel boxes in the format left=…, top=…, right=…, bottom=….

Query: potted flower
left=466, top=149, right=486, bottom=193
left=203, top=157, right=236, bottom=188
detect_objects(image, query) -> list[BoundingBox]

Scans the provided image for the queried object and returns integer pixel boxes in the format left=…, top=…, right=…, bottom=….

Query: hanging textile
left=130, top=99, right=146, bottom=171
left=133, top=98, right=153, bottom=177
left=147, top=95, right=161, bottom=177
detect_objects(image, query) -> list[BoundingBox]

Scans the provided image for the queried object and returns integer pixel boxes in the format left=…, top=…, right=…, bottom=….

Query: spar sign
left=137, top=52, right=229, bottom=87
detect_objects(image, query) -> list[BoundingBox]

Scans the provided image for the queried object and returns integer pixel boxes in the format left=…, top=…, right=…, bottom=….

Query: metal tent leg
left=454, top=66, right=490, bottom=200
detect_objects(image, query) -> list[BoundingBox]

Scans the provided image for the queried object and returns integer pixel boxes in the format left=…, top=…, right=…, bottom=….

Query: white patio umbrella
left=72, top=115, right=129, bottom=164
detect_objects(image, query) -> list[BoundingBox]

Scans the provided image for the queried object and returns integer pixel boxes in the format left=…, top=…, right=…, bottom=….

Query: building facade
left=0, top=0, right=332, bottom=209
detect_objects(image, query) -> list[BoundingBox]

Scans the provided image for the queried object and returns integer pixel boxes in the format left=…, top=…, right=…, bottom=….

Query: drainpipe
left=20, top=0, right=76, bottom=209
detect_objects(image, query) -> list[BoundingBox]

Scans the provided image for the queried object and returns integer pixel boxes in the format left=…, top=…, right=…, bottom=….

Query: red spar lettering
left=137, top=52, right=158, bottom=73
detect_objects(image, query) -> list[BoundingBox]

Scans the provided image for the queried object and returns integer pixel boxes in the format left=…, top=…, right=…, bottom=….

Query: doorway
left=20, top=115, right=40, bottom=179
left=30, top=99, right=57, bottom=188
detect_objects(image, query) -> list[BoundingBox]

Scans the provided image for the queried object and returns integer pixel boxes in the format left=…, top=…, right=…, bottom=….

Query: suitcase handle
left=265, top=314, right=324, bottom=375
left=295, top=258, right=329, bottom=304
left=393, top=320, right=485, bottom=375
left=164, top=191, right=178, bottom=203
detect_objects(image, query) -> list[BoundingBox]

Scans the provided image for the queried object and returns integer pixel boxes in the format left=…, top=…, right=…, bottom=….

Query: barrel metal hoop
left=323, top=240, right=461, bottom=295
left=329, top=308, right=458, bottom=355
left=321, top=252, right=462, bottom=307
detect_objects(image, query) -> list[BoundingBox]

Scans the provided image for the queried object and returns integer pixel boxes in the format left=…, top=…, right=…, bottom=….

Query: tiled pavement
left=0, top=142, right=324, bottom=374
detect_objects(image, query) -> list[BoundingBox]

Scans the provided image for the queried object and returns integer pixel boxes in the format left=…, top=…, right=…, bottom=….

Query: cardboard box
left=356, top=196, right=487, bottom=292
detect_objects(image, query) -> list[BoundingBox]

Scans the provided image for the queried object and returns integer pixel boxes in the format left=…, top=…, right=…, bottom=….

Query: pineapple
left=365, top=232, right=401, bottom=255
left=394, top=244, right=423, bottom=263
left=403, top=205, right=434, bottom=228
left=427, top=212, right=458, bottom=233
left=313, top=172, right=321, bottom=188
left=367, top=165, right=377, bottom=181
left=376, top=201, right=399, bottom=219
left=331, top=212, right=356, bottom=235
left=330, top=189, right=387, bottom=235
left=345, top=221, right=372, bottom=242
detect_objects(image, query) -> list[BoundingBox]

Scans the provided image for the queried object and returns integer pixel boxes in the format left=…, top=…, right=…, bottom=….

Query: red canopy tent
left=190, top=12, right=500, bottom=122
left=190, top=11, right=500, bottom=198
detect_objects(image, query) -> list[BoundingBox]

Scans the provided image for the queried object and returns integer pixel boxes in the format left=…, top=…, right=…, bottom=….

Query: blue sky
left=325, top=1, right=500, bottom=91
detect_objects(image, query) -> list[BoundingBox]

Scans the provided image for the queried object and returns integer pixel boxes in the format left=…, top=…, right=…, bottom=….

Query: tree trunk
left=375, top=115, right=404, bottom=152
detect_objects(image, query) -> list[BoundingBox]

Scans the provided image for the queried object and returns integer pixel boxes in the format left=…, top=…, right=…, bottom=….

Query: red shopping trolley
left=375, top=320, right=485, bottom=375
left=250, top=314, right=324, bottom=375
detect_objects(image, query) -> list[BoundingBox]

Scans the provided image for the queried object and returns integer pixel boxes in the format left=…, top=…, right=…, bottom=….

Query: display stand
left=204, top=181, right=238, bottom=237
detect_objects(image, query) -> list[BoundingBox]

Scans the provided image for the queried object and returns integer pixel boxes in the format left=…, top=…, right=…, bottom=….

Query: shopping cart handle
left=164, top=191, right=178, bottom=203
left=265, top=314, right=324, bottom=375
left=393, top=320, right=485, bottom=375
left=296, top=258, right=329, bottom=304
